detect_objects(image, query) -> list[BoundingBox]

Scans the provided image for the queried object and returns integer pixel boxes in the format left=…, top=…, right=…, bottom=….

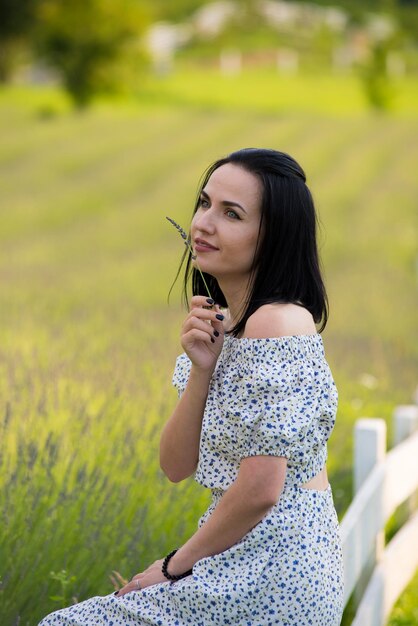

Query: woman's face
left=191, top=163, right=263, bottom=284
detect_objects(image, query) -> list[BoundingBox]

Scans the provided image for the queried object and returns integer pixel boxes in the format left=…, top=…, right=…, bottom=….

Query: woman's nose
left=193, top=208, right=216, bottom=233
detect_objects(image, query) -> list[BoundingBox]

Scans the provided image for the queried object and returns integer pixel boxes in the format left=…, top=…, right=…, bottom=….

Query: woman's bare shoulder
left=243, top=303, right=317, bottom=339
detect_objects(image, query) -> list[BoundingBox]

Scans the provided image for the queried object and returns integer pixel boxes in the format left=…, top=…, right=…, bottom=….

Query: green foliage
left=0, top=83, right=417, bottom=624
left=397, top=4, right=418, bottom=42
left=386, top=567, right=418, bottom=625
left=0, top=0, right=39, bottom=81
left=49, top=570, right=78, bottom=606
left=151, top=0, right=206, bottom=22
left=33, top=0, right=149, bottom=107
left=0, top=0, right=38, bottom=37
left=359, top=39, right=396, bottom=111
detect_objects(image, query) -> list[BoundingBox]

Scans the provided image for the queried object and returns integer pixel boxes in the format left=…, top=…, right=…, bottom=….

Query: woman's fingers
left=211, top=305, right=225, bottom=335
left=186, top=307, right=222, bottom=324
left=181, top=298, right=225, bottom=365
left=184, top=305, right=225, bottom=333
left=183, top=315, right=220, bottom=337
left=114, top=580, right=138, bottom=597
left=182, top=298, right=225, bottom=344
left=114, top=573, right=144, bottom=597
left=190, top=295, right=216, bottom=308
left=183, top=328, right=217, bottom=346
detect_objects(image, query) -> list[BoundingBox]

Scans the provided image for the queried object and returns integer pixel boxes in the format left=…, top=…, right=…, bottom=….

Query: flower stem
left=166, top=216, right=213, bottom=300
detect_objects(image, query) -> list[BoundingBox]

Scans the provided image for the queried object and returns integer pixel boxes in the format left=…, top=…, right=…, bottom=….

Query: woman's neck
left=217, top=277, right=250, bottom=331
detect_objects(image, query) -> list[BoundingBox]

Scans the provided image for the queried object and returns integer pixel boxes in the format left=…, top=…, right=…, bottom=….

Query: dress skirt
left=39, top=484, right=344, bottom=626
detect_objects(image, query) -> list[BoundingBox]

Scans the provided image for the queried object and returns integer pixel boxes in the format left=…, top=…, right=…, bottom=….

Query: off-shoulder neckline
left=174, top=333, right=325, bottom=369
left=224, top=333, right=321, bottom=342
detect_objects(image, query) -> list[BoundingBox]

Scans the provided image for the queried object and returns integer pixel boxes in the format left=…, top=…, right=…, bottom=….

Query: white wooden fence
left=340, top=404, right=418, bottom=625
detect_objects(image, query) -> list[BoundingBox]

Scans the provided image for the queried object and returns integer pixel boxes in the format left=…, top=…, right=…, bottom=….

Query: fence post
left=354, top=418, right=387, bottom=612
left=355, top=418, right=386, bottom=494
left=393, top=405, right=418, bottom=445
left=393, top=405, right=418, bottom=516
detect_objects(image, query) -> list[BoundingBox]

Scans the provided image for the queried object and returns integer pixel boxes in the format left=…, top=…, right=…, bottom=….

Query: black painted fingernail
left=210, top=337, right=215, bottom=343
left=206, top=298, right=214, bottom=305
left=114, top=591, right=118, bottom=596
left=216, top=314, right=224, bottom=321
left=213, top=330, right=220, bottom=337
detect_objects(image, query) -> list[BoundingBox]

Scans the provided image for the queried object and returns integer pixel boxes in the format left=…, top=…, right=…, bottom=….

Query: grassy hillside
left=0, top=84, right=417, bottom=624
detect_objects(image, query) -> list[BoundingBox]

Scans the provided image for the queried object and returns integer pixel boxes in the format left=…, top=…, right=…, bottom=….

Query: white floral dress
left=39, top=334, right=344, bottom=626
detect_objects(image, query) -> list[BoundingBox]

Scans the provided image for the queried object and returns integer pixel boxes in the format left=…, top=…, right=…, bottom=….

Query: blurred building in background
left=145, top=0, right=413, bottom=77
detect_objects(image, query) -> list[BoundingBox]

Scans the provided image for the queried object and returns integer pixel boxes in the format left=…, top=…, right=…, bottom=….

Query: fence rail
left=340, top=404, right=418, bottom=625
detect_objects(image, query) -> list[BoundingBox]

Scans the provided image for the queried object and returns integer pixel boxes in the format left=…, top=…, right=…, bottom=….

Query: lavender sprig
left=166, top=216, right=213, bottom=300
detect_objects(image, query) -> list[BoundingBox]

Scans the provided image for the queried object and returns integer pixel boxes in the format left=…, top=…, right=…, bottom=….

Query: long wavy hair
left=176, top=147, right=329, bottom=337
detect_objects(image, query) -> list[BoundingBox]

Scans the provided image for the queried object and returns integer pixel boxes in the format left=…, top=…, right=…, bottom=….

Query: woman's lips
left=194, top=239, right=218, bottom=252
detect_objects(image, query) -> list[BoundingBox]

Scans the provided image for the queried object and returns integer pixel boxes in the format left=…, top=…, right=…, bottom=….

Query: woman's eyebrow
left=200, top=189, right=247, bottom=214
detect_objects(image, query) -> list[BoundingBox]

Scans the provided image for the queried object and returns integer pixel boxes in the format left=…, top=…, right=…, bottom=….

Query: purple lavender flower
left=166, top=216, right=212, bottom=299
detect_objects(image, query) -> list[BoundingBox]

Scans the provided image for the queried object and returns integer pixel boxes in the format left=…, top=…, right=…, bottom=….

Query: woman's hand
left=181, top=296, right=224, bottom=371
left=114, top=559, right=167, bottom=597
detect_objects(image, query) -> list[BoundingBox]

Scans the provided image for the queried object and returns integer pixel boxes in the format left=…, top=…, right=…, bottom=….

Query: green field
left=0, top=76, right=417, bottom=625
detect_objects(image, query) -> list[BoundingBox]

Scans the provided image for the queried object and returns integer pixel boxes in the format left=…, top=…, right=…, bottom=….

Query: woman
left=40, top=148, right=344, bottom=625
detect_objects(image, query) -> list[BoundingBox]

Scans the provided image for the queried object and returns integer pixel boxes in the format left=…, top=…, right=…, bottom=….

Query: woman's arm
left=159, top=366, right=211, bottom=482
left=168, top=455, right=287, bottom=574
left=115, top=455, right=287, bottom=596
left=160, top=296, right=225, bottom=482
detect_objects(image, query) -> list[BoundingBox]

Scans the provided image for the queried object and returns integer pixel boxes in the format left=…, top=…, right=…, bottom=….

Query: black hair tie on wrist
left=162, top=549, right=193, bottom=581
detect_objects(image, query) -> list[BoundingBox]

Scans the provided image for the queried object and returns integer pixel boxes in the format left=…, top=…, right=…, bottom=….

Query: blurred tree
left=34, top=0, right=150, bottom=107
left=0, top=0, right=39, bottom=81
left=397, top=0, right=418, bottom=42
left=151, top=0, right=206, bottom=22
left=361, top=39, right=395, bottom=110
left=357, top=1, right=407, bottom=111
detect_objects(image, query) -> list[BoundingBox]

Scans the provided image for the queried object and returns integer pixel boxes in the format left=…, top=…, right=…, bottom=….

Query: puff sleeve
left=171, top=352, right=192, bottom=398
left=244, top=359, right=336, bottom=463
left=217, top=344, right=338, bottom=466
